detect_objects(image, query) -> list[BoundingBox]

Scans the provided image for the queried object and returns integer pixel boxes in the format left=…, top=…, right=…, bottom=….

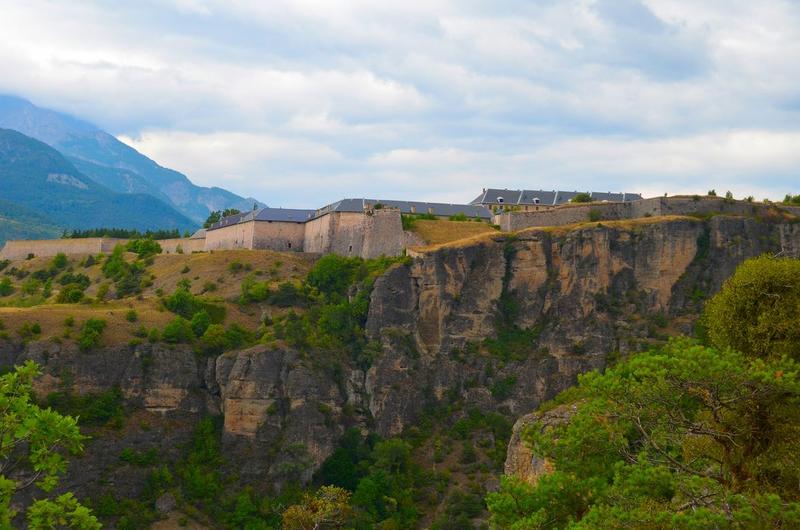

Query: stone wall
left=495, top=196, right=800, bottom=232
left=360, top=209, right=406, bottom=258
left=253, top=221, right=305, bottom=252
left=303, top=209, right=405, bottom=258
left=0, top=238, right=125, bottom=260
left=204, top=222, right=254, bottom=250
left=159, top=238, right=206, bottom=254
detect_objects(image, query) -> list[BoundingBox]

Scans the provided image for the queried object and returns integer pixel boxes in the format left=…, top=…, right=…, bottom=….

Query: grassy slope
left=409, top=219, right=497, bottom=246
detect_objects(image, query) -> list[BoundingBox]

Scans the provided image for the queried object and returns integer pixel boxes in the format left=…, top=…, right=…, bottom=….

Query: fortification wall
left=204, top=222, right=254, bottom=250
left=0, top=238, right=127, bottom=260
left=496, top=196, right=800, bottom=232
left=159, top=238, right=206, bottom=254
left=361, top=209, right=405, bottom=258
left=252, top=221, right=305, bottom=252
left=303, top=209, right=405, bottom=258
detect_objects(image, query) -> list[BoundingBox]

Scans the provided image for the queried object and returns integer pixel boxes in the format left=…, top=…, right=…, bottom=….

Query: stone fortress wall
left=495, top=196, right=800, bottom=232
left=0, top=238, right=124, bottom=260
left=6, top=196, right=800, bottom=261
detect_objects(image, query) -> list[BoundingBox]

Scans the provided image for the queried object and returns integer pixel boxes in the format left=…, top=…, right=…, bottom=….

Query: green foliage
left=58, top=272, right=90, bottom=289
left=125, top=237, right=162, bottom=258
left=78, top=318, right=106, bottom=351
left=704, top=255, right=800, bottom=359
left=0, top=277, right=13, bottom=297
left=162, top=286, right=225, bottom=322
left=448, top=212, right=469, bottom=221
left=162, top=316, right=195, bottom=344
left=587, top=208, right=602, bottom=222
left=119, top=447, right=159, bottom=467
left=102, top=245, right=146, bottom=298
left=190, top=309, right=211, bottom=337
left=240, top=276, right=307, bottom=307
left=0, top=361, right=99, bottom=528
left=570, top=192, right=592, bottom=203
left=125, top=309, right=138, bottom=322
left=490, top=375, right=517, bottom=400
left=67, top=228, right=181, bottom=239
left=46, top=386, right=125, bottom=428
left=51, top=252, right=68, bottom=270
left=486, top=338, right=800, bottom=528
left=57, top=283, right=86, bottom=303
left=708, top=189, right=717, bottom=196
left=783, top=194, right=800, bottom=206
left=283, top=486, right=352, bottom=530
left=18, top=321, right=42, bottom=341
left=203, top=208, right=241, bottom=228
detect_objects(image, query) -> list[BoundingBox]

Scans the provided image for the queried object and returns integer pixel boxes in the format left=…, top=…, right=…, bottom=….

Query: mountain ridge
left=0, top=128, right=196, bottom=232
left=0, top=95, right=264, bottom=223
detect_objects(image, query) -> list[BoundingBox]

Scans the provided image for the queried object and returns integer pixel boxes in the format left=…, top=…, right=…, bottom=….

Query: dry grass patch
left=146, top=249, right=317, bottom=299
left=527, top=215, right=701, bottom=237
left=409, top=220, right=496, bottom=246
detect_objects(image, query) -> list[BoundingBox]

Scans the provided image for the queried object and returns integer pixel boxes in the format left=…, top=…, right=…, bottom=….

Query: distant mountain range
left=0, top=128, right=196, bottom=241
left=0, top=95, right=263, bottom=225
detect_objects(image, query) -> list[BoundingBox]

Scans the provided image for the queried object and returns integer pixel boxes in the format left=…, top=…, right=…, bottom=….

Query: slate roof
left=314, top=198, right=492, bottom=220
left=207, top=207, right=315, bottom=230
left=472, top=189, right=643, bottom=206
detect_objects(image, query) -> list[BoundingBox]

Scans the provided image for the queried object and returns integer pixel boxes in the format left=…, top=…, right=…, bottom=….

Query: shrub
left=21, top=277, right=42, bottom=295
left=783, top=194, right=800, bottom=206
left=125, top=238, right=162, bottom=258
left=162, top=317, right=195, bottom=344
left=78, top=318, right=107, bottom=351
left=196, top=324, right=227, bottom=356
left=125, top=310, right=138, bottom=322
left=190, top=310, right=211, bottom=337
left=18, top=322, right=42, bottom=341
left=448, top=212, right=468, bottom=221
left=571, top=192, right=592, bottom=203
left=64, top=316, right=75, bottom=328
left=58, top=272, right=90, bottom=289
left=228, top=260, right=244, bottom=273
left=51, top=252, right=68, bottom=270
left=588, top=208, right=602, bottom=222
left=0, top=277, right=13, bottom=297
left=56, top=283, right=85, bottom=303
left=268, top=282, right=306, bottom=307
left=147, top=328, right=160, bottom=343
left=181, top=265, right=190, bottom=274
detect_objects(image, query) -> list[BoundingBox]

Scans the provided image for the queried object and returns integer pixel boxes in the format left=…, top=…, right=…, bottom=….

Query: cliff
left=2, top=214, right=799, bottom=523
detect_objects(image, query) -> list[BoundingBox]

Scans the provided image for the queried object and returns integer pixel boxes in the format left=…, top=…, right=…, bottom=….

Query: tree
left=282, top=486, right=352, bottom=530
left=203, top=208, right=241, bottom=229
left=486, top=339, right=800, bottom=529
left=0, top=361, right=100, bottom=528
left=570, top=192, right=592, bottom=203
left=704, top=255, right=800, bottom=359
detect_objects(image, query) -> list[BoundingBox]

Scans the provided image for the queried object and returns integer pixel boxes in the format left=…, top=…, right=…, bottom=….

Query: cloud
left=0, top=0, right=799, bottom=205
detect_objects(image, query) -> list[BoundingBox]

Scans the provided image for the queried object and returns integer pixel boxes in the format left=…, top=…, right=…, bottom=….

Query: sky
left=1, top=0, right=799, bottom=207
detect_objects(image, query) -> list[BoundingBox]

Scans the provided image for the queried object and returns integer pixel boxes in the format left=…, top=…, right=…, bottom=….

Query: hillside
left=0, top=128, right=196, bottom=231
left=0, top=95, right=263, bottom=223
left=0, top=214, right=798, bottom=528
left=0, top=198, right=62, bottom=245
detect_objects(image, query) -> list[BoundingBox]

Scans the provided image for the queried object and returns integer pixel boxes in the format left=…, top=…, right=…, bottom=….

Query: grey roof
left=315, top=198, right=492, bottom=220
left=250, top=207, right=315, bottom=223
left=472, top=188, right=643, bottom=206
left=207, top=207, right=314, bottom=230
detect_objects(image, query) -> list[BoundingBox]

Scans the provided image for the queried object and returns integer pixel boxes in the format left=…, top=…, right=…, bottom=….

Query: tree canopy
left=0, top=361, right=100, bottom=528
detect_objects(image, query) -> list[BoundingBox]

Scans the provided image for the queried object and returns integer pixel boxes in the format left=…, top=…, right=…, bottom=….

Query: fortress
left=3, top=190, right=797, bottom=261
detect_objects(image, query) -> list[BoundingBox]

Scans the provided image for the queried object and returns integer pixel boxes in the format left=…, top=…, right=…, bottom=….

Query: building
left=203, top=198, right=492, bottom=258
left=472, top=188, right=643, bottom=212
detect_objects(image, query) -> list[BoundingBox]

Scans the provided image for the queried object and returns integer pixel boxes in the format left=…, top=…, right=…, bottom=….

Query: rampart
left=494, top=196, right=800, bottom=231
left=303, top=208, right=405, bottom=258
left=0, top=238, right=125, bottom=260
left=159, top=237, right=206, bottom=254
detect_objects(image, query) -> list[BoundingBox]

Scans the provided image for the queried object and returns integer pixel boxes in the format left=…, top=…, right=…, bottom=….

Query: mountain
left=0, top=95, right=263, bottom=223
left=0, top=128, right=195, bottom=231
left=0, top=198, right=62, bottom=245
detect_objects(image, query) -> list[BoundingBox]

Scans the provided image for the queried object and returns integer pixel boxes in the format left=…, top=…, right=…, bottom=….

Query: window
left=349, top=245, right=353, bottom=253
left=287, top=242, right=292, bottom=249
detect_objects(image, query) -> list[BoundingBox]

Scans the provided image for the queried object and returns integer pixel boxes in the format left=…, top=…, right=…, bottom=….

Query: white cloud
left=0, top=0, right=799, bottom=205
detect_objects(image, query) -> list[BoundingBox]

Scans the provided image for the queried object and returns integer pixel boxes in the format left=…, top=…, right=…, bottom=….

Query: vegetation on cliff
left=487, top=256, right=800, bottom=529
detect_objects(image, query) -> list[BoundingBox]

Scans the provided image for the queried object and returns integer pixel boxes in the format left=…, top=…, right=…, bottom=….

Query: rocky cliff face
left=2, top=215, right=799, bottom=501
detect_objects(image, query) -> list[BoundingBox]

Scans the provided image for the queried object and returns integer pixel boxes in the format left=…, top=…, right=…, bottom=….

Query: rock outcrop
left=2, top=215, right=799, bottom=499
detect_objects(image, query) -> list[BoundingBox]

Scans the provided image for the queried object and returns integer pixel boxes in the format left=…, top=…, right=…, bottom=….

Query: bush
left=58, top=272, right=90, bottom=289
left=21, top=277, right=42, bottom=295
left=18, top=321, right=42, bottom=341
left=196, top=324, right=227, bottom=356
left=162, top=317, right=195, bottom=344
left=78, top=318, right=107, bottom=351
left=125, top=238, right=162, bottom=258
left=56, top=283, right=85, bottom=303
left=588, top=208, right=602, bottom=222
left=448, top=212, right=468, bottom=221
left=268, top=282, right=305, bottom=307
left=163, top=287, right=225, bottom=322
left=0, top=277, right=13, bottom=297
left=704, top=255, right=800, bottom=359
left=571, top=192, right=592, bottom=203
left=125, top=310, right=138, bottom=322
left=190, top=310, right=211, bottom=337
